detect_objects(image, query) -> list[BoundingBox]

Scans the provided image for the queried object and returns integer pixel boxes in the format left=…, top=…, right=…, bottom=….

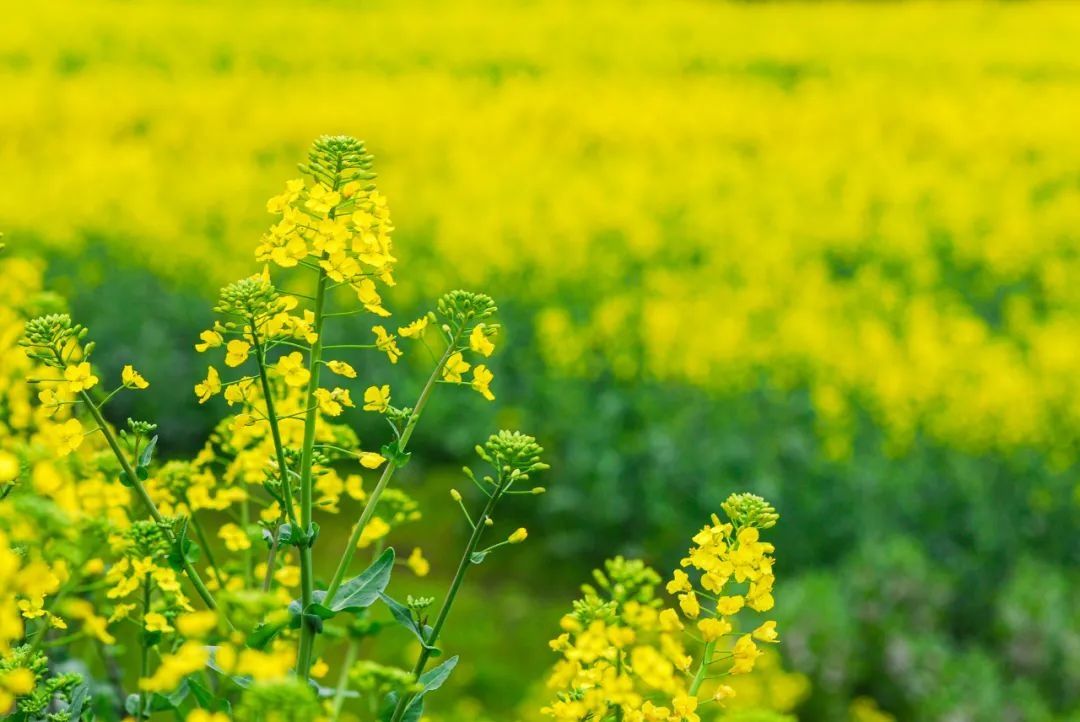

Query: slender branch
left=330, top=638, right=359, bottom=722
left=323, top=341, right=456, bottom=605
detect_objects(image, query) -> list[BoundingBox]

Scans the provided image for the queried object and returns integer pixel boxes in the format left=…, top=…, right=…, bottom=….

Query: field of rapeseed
left=2, top=1, right=1079, bottom=720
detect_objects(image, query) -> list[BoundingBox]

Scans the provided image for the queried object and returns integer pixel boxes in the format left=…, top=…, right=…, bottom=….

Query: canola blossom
left=0, top=136, right=783, bottom=721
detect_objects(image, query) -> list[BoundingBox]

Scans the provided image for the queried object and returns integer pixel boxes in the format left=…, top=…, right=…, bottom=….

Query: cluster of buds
left=19, top=314, right=91, bottom=369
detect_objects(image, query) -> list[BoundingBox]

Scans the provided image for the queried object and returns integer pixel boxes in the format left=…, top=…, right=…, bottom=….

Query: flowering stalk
left=390, top=431, right=546, bottom=722
left=322, top=339, right=456, bottom=606
left=78, top=389, right=222, bottom=617
left=295, top=268, right=328, bottom=678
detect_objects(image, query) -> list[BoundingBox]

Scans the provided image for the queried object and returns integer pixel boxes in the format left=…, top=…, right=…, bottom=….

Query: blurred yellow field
left=3, top=3, right=1080, bottom=721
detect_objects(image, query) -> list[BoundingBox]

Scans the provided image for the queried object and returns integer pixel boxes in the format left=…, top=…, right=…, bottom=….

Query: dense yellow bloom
left=63, top=362, right=97, bottom=393
left=121, top=364, right=149, bottom=389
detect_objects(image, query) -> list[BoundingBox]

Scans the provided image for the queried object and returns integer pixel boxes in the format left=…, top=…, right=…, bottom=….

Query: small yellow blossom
left=363, top=384, right=391, bottom=412
left=398, top=316, right=429, bottom=338
left=357, top=516, right=390, bottom=548
left=224, top=340, right=251, bottom=367
left=470, top=323, right=495, bottom=356
left=276, top=352, right=311, bottom=388
left=195, top=330, right=223, bottom=352
left=195, top=366, right=221, bottom=403
left=56, top=418, right=85, bottom=456
left=372, top=325, right=402, bottom=363
left=122, top=365, right=149, bottom=389
left=64, top=362, right=98, bottom=393
left=358, top=452, right=386, bottom=469
left=442, top=352, right=470, bottom=383
left=508, top=528, right=528, bottom=544
left=326, top=360, right=357, bottom=378
left=406, top=548, right=430, bottom=576
left=218, top=523, right=251, bottom=552
left=471, top=365, right=495, bottom=400
left=144, top=612, right=174, bottom=633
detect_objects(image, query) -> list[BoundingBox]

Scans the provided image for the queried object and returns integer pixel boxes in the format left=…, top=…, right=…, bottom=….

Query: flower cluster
left=542, top=494, right=780, bottom=722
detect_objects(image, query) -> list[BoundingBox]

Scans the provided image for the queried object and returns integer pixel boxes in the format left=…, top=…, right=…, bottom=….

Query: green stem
left=253, top=333, right=299, bottom=527
left=330, top=638, right=359, bottom=722
left=688, top=640, right=716, bottom=696
left=137, top=574, right=152, bottom=721
left=79, top=390, right=226, bottom=622
left=185, top=507, right=225, bottom=590
left=323, top=341, right=456, bottom=605
left=296, top=269, right=329, bottom=679
left=389, top=486, right=502, bottom=722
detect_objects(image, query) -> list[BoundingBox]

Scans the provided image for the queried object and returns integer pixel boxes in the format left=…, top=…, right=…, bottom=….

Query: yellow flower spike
left=224, top=340, right=251, bottom=368
left=276, top=352, right=311, bottom=388
left=326, top=360, right=357, bottom=378
left=194, top=366, right=221, bottom=403
left=63, top=362, right=98, bottom=393
left=406, top=548, right=430, bottom=577
left=442, top=352, right=470, bottom=383
left=471, top=365, right=495, bottom=400
left=508, top=528, right=528, bottom=544
left=195, top=330, right=223, bottom=352
left=363, top=384, right=391, bottom=412
left=121, top=364, right=149, bottom=390
left=469, top=323, right=495, bottom=357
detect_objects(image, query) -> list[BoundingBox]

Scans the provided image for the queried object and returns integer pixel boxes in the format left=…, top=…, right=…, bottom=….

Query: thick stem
left=296, top=269, right=329, bottom=679
left=389, top=487, right=502, bottom=722
left=323, top=342, right=455, bottom=605
left=80, top=391, right=225, bottom=619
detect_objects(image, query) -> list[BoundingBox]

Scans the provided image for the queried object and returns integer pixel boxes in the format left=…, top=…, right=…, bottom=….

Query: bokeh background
left=4, top=1, right=1080, bottom=719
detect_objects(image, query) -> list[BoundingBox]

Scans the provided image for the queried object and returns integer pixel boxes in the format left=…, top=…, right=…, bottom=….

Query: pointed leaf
left=326, top=548, right=395, bottom=612
left=378, top=593, right=440, bottom=657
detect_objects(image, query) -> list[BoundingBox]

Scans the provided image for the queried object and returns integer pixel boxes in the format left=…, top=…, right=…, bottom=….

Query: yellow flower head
left=442, top=352, right=471, bottom=383
left=224, top=340, right=251, bottom=368
left=195, top=366, right=221, bottom=403
left=64, top=362, right=98, bottom=393
left=363, top=384, right=391, bottom=412
left=276, top=352, right=311, bottom=388
left=121, top=364, right=149, bottom=390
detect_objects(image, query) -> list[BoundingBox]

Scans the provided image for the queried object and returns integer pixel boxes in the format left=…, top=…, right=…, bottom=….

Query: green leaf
left=139, top=435, right=158, bottom=468
left=167, top=519, right=201, bottom=571
left=248, top=620, right=288, bottom=650
left=324, top=548, right=394, bottom=612
left=378, top=593, right=440, bottom=657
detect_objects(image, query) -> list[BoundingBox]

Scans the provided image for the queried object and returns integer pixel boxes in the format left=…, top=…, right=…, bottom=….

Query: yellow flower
left=224, top=340, right=251, bottom=367
left=327, top=360, right=357, bottom=378
left=276, top=352, right=311, bottom=388
left=357, top=516, right=390, bottom=548
left=752, top=620, right=779, bottom=643
left=471, top=365, right=495, bottom=400
left=310, top=658, right=330, bottom=679
left=658, top=608, right=684, bottom=632
left=121, top=364, right=149, bottom=390
left=358, top=452, right=386, bottom=469
left=442, top=352, right=470, bottom=383
left=713, top=685, right=736, bottom=703
left=730, top=634, right=762, bottom=675
left=176, top=611, right=218, bottom=639
left=508, top=527, right=528, bottom=544
left=1, top=668, right=35, bottom=695
left=470, top=323, right=495, bottom=357
left=195, top=330, right=223, bottom=352
left=671, top=694, right=699, bottom=722
left=363, top=384, right=391, bottom=412
left=144, top=612, right=174, bottom=633
left=696, top=616, right=731, bottom=642
left=56, top=418, right=85, bottom=456
left=398, top=316, right=429, bottom=339
left=715, top=595, right=745, bottom=616
left=218, top=523, right=251, bottom=552
left=406, top=548, right=430, bottom=577
left=666, top=569, right=692, bottom=595
left=195, top=366, right=221, bottom=403
left=678, top=591, right=700, bottom=619
left=0, top=452, right=19, bottom=483
left=372, top=325, right=402, bottom=364
left=64, top=362, right=98, bottom=393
